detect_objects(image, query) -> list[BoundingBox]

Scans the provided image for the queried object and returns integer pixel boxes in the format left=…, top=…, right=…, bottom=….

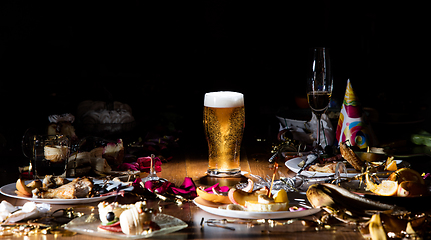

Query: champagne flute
left=306, top=47, right=333, bottom=151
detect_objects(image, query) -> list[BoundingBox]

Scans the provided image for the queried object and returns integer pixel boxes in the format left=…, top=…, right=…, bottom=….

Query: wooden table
left=0, top=150, right=364, bottom=239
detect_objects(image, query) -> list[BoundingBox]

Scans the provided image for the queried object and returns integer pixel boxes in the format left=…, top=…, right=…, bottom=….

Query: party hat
left=336, top=79, right=370, bottom=149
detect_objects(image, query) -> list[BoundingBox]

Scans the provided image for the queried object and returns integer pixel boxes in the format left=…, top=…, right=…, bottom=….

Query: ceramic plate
left=64, top=213, right=187, bottom=239
left=339, top=180, right=431, bottom=211
left=285, top=156, right=406, bottom=178
left=193, top=192, right=320, bottom=219
left=0, top=179, right=133, bottom=205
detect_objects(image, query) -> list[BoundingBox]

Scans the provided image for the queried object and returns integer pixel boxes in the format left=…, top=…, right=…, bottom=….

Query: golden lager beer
left=204, top=92, right=245, bottom=176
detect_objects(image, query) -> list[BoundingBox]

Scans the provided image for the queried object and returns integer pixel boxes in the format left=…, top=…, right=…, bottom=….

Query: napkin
left=335, top=79, right=372, bottom=149
left=0, top=201, right=50, bottom=223
left=277, top=113, right=334, bottom=148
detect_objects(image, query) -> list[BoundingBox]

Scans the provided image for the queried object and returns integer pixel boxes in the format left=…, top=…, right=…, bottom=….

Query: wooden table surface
left=0, top=150, right=364, bottom=239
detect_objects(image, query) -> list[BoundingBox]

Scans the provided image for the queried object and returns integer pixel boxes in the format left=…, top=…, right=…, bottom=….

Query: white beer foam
left=204, top=91, right=244, bottom=108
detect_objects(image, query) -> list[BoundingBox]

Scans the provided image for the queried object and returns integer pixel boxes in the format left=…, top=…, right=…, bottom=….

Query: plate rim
left=193, top=196, right=320, bottom=219
left=285, top=156, right=340, bottom=177
left=285, top=156, right=405, bottom=178
left=64, top=213, right=188, bottom=239
left=0, top=178, right=132, bottom=204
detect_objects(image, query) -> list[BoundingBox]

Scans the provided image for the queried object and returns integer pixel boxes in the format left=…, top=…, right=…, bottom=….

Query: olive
left=106, top=212, right=115, bottom=222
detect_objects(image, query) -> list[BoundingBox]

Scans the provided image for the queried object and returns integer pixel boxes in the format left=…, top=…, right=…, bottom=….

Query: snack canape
left=197, top=163, right=290, bottom=212
left=227, top=187, right=269, bottom=206
left=196, top=183, right=231, bottom=204
left=98, top=202, right=130, bottom=232
left=44, top=145, right=68, bottom=163
left=241, top=178, right=254, bottom=193
left=366, top=168, right=428, bottom=197
left=120, top=202, right=160, bottom=235
left=103, top=140, right=124, bottom=166
left=231, top=163, right=289, bottom=212
left=227, top=187, right=289, bottom=212
left=97, top=201, right=160, bottom=235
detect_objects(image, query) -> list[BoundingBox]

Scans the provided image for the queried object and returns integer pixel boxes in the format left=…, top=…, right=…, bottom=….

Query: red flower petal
left=171, top=177, right=197, bottom=197
left=137, top=157, right=162, bottom=173
left=143, top=180, right=172, bottom=194
left=136, top=177, right=198, bottom=198
left=203, top=183, right=229, bottom=193
left=155, top=181, right=172, bottom=194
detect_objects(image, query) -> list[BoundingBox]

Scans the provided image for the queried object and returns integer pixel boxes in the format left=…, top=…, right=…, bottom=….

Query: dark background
left=0, top=1, right=427, bottom=167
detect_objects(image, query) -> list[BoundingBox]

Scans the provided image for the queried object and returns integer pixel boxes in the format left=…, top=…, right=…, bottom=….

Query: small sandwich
left=97, top=201, right=160, bottom=235
left=44, top=145, right=68, bottom=163
left=98, top=202, right=130, bottom=232
left=244, top=194, right=289, bottom=212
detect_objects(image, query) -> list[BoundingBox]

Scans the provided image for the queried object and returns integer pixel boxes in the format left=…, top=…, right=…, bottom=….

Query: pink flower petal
left=132, top=178, right=143, bottom=193
left=137, top=156, right=162, bottom=173
left=155, top=181, right=172, bottom=194
left=203, top=183, right=229, bottom=193
left=118, top=162, right=139, bottom=171
left=171, top=177, right=197, bottom=197
left=144, top=180, right=155, bottom=191
left=142, top=180, right=172, bottom=194
left=133, top=178, right=142, bottom=187
left=135, top=177, right=198, bottom=198
left=289, top=206, right=307, bottom=212
left=180, top=177, right=196, bottom=190
left=171, top=187, right=192, bottom=195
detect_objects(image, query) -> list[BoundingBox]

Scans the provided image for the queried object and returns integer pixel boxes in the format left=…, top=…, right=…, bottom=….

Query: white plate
left=65, top=213, right=187, bottom=239
left=0, top=179, right=133, bottom=205
left=193, top=195, right=320, bottom=219
left=285, top=156, right=357, bottom=177
left=285, top=156, right=404, bottom=178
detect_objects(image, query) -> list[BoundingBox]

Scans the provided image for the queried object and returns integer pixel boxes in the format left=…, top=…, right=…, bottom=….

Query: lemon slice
left=386, top=160, right=397, bottom=171
left=273, top=189, right=289, bottom=203
left=385, top=156, right=397, bottom=171
left=371, top=180, right=398, bottom=196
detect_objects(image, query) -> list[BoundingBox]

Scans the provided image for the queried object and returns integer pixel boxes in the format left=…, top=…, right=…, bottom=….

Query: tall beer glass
left=204, top=91, right=245, bottom=177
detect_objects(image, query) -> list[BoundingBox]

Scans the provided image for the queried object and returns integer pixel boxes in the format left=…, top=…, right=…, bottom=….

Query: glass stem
left=316, top=114, right=321, bottom=148
left=149, top=154, right=157, bottom=177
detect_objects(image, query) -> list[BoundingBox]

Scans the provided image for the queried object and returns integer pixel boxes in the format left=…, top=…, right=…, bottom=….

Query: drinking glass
left=204, top=91, right=245, bottom=177
left=140, top=154, right=166, bottom=183
left=306, top=47, right=333, bottom=150
left=21, top=128, right=37, bottom=178
left=33, top=135, right=70, bottom=178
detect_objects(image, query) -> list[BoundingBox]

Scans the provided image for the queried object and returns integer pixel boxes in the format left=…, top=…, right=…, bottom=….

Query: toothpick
left=150, top=154, right=154, bottom=171
left=268, top=162, right=278, bottom=198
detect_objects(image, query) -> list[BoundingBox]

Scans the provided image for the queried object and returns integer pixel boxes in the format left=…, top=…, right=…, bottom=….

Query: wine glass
left=21, top=128, right=37, bottom=179
left=306, top=47, right=333, bottom=151
left=140, top=154, right=166, bottom=183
